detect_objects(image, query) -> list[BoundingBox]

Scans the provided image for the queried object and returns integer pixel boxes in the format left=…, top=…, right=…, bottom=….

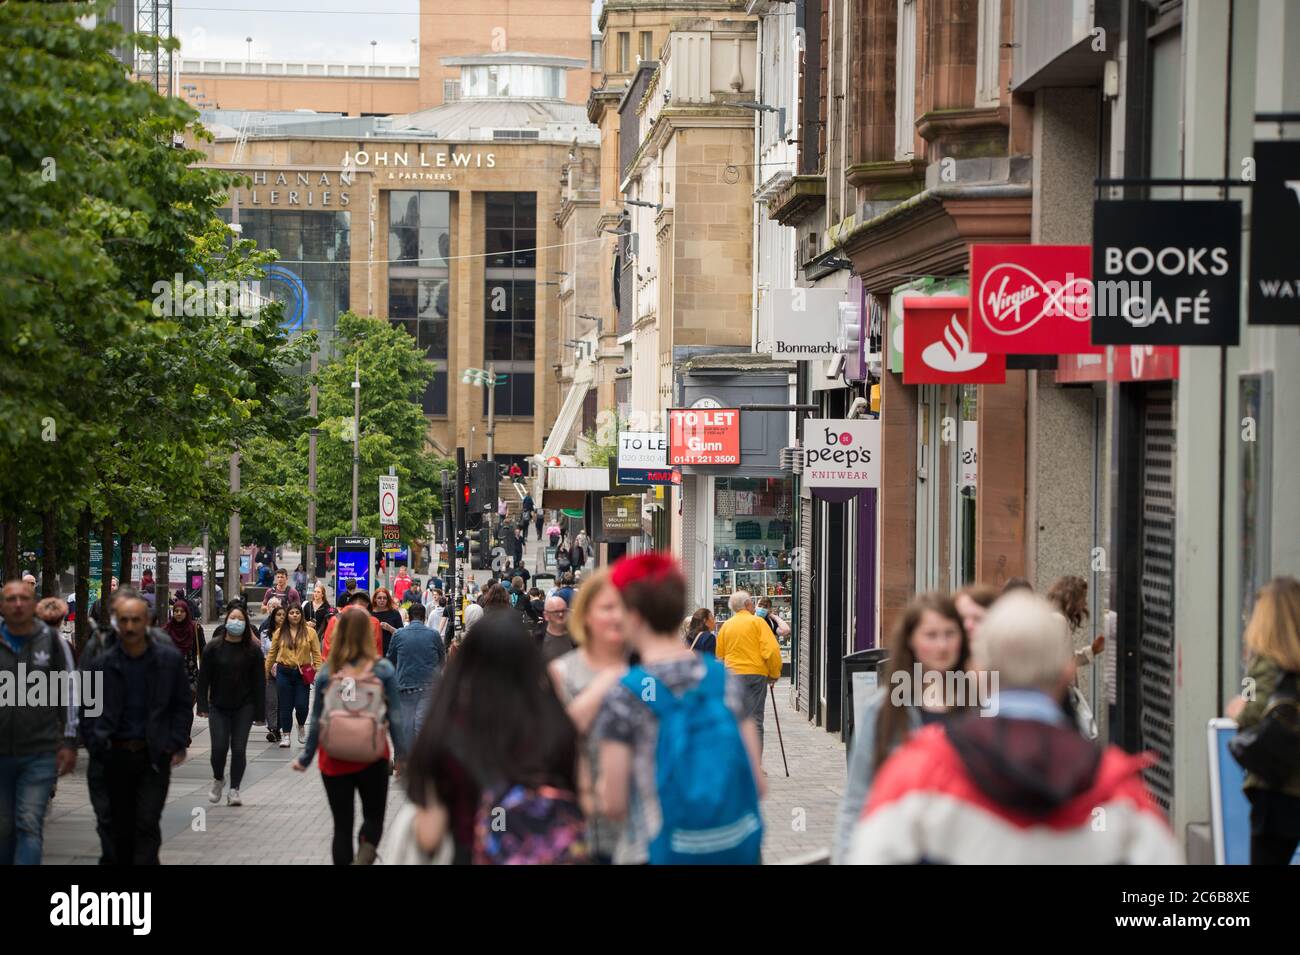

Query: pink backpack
left=318, top=663, right=389, bottom=763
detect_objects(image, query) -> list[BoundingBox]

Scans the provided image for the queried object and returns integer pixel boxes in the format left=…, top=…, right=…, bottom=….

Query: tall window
left=388, top=191, right=451, bottom=415
left=591, top=37, right=604, bottom=72
left=974, top=0, right=1002, bottom=108
left=895, top=0, right=917, bottom=161
left=484, top=193, right=537, bottom=418
left=218, top=208, right=351, bottom=357
left=618, top=32, right=630, bottom=73
left=640, top=31, right=654, bottom=63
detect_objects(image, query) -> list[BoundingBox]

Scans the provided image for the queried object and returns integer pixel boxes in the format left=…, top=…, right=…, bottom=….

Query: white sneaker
left=298, top=726, right=306, bottom=743
left=208, top=778, right=224, bottom=803
left=227, top=789, right=242, bottom=806
left=279, top=736, right=291, bottom=748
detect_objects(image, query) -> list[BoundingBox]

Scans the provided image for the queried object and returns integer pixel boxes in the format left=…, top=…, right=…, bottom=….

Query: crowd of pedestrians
left=0, top=543, right=1297, bottom=866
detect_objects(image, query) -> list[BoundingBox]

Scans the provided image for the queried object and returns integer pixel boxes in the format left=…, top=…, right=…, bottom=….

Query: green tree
left=311, top=313, right=451, bottom=542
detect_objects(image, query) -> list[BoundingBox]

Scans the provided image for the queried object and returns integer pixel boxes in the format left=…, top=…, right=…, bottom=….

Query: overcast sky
left=175, top=1, right=603, bottom=62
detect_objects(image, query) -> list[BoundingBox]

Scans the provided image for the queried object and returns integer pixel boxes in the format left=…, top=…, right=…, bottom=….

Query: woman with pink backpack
left=293, top=607, right=409, bottom=865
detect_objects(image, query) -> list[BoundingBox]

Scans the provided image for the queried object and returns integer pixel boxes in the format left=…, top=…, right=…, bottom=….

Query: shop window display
left=712, top=477, right=794, bottom=664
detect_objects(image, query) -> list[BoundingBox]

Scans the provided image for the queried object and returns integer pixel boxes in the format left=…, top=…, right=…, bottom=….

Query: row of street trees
left=1, top=4, right=450, bottom=641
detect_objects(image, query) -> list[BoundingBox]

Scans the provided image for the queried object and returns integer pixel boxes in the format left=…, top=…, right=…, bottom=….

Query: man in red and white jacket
left=847, top=592, right=1182, bottom=865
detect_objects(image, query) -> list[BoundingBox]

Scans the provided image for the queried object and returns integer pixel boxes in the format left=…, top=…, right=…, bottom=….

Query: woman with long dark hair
left=683, top=608, right=717, bottom=657
left=406, top=612, right=582, bottom=864
left=260, top=604, right=287, bottom=742
left=832, top=593, right=972, bottom=864
left=197, top=605, right=265, bottom=807
left=266, top=604, right=322, bottom=748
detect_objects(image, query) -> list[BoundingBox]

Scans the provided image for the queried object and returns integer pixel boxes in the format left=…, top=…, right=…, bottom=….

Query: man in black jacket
left=81, top=590, right=193, bottom=865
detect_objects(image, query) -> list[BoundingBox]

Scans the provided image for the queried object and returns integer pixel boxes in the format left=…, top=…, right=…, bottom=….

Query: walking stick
left=769, top=683, right=790, bottom=777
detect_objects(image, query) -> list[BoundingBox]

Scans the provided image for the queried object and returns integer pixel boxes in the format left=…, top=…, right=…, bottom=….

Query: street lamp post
left=351, top=358, right=360, bottom=534
left=245, top=37, right=253, bottom=62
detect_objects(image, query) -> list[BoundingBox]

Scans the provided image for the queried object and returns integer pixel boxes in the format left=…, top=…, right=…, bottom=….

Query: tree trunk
left=119, top=530, right=134, bottom=587
left=41, top=508, right=58, bottom=597
left=2, top=516, right=18, bottom=581
left=155, top=537, right=171, bottom=628
left=75, top=508, right=91, bottom=653
left=98, top=515, right=114, bottom=627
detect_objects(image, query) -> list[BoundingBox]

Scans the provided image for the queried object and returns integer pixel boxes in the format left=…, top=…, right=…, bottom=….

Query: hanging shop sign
left=960, top=421, right=978, bottom=488
left=889, top=278, right=969, bottom=373
left=600, top=495, right=643, bottom=537
left=760, top=287, right=844, bottom=357
left=1248, top=140, right=1300, bottom=325
left=1056, top=346, right=1181, bottom=384
left=1091, top=199, right=1241, bottom=346
left=668, top=408, right=741, bottom=465
left=970, top=245, right=1097, bottom=355
left=616, top=431, right=673, bottom=485
left=802, top=419, right=881, bottom=490
left=902, top=297, right=1006, bottom=385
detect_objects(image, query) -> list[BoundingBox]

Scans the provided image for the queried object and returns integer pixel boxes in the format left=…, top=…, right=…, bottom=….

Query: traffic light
left=466, top=528, right=486, bottom=570
left=468, top=460, right=496, bottom=513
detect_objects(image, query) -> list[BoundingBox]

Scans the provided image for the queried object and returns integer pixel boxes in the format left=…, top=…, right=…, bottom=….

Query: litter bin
left=841, top=648, right=890, bottom=751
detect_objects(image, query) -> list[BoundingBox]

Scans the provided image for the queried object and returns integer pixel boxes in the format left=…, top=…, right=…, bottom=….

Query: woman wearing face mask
left=197, top=606, right=266, bottom=806
left=547, top=569, right=629, bottom=864
left=832, top=593, right=973, bottom=864
left=266, top=605, right=323, bottom=748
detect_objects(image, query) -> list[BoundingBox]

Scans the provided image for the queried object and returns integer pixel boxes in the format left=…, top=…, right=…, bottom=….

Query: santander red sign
left=970, top=245, right=1101, bottom=355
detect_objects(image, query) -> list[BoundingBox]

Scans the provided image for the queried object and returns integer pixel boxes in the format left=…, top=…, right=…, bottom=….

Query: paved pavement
left=45, top=531, right=849, bottom=864
left=42, top=677, right=846, bottom=865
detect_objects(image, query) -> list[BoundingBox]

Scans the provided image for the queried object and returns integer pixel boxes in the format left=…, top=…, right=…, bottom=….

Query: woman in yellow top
left=1226, top=576, right=1300, bottom=865
left=267, top=605, right=324, bottom=748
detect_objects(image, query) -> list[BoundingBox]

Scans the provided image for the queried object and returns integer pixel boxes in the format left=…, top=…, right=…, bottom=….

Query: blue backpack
left=620, top=658, right=763, bottom=865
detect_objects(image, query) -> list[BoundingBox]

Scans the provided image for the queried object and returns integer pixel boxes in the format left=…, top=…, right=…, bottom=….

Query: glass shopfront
left=710, top=476, right=795, bottom=663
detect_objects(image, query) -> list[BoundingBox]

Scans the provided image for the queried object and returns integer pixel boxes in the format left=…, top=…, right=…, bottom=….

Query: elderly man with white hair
left=846, top=592, right=1181, bottom=864
left=714, top=589, right=783, bottom=758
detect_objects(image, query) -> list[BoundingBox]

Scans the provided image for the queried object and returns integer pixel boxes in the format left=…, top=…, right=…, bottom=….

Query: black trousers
left=209, top=703, right=255, bottom=789
left=321, top=759, right=389, bottom=865
left=88, top=749, right=171, bottom=865
left=1248, top=788, right=1300, bottom=865
left=85, top=753, right=115, bottom=865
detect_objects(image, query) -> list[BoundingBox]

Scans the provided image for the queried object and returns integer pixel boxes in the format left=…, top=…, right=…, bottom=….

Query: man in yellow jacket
left=715, top=590, right=784, bottom=757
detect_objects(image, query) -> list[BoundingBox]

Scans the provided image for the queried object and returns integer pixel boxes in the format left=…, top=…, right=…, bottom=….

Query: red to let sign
left=970, top=244, right=1100, bottom=355
left=668, top=408, right=741, bottom=465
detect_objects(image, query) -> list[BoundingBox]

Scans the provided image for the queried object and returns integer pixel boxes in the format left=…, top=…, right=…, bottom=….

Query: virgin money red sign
left=970, top=245, right=1100, bottom=355
left=668, top=408, right=741, bottom=465
left=902, top=296, right=1006, bottom=385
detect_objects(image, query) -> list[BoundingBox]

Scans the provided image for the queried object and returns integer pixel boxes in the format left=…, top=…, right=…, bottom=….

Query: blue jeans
left=0, top=752, right=59, bottom=865
left=398, top=689, right=426, bottom=749
left=276, top=667, right=310, bottom=733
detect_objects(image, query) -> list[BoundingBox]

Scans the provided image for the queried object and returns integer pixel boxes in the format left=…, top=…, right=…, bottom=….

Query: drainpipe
left=1025, top=369, right=1038, bottom=587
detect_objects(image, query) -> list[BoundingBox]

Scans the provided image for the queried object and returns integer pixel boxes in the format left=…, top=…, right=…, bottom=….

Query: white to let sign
left=379, top=476, right=399, bottom=524
left=617, top=431, right=668, bottom=469
left=801, top=418, right=881, bottom=488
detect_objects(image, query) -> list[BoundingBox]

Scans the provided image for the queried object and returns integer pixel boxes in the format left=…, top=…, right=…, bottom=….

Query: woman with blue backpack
left=592, top=553, right=765, bottom=865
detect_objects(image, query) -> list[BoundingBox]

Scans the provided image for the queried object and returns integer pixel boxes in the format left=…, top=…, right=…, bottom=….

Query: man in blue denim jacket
left=387, top=603, right=444, bottom=745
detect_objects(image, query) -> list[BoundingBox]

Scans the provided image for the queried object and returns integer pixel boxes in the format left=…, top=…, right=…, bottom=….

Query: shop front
left=673, top=355, right=798, bottom=673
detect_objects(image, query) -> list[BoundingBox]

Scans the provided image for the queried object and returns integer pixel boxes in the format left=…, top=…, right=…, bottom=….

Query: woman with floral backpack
left=293, top=607, right=408, bottom=865
left=404, top=609, right=587, bottom=864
